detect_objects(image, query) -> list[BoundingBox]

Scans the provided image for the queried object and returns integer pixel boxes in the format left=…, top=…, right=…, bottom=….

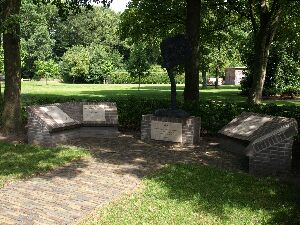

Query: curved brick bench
left=218, top=112, right=298, bottom=176
left=27, top=102, right=118, bottom=146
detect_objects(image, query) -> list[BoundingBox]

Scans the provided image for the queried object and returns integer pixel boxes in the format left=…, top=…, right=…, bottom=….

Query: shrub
left=60, top=44, right=123, bottom=84
left=281, top=86, right=300, bottom=98
left=109, top=66, right=185, bottom=84
left=34, top=60, right=60, bottom=81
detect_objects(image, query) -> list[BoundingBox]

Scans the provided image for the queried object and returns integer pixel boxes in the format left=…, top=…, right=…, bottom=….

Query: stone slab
left=218, top=112, right=297, bottom=142
left=151, top=121, right=182, bottom=142
left=39, top=106, right=74, bottom=124
left=83, top=105, right=106, bottom=122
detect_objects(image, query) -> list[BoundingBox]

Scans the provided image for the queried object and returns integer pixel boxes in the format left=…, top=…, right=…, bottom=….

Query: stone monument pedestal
left=141, top=114, right=201, bottom=145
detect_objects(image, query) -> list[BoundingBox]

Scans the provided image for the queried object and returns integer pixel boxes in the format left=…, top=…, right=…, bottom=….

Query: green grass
left=0, top=142, right=90, bottom=188
left=84, top=164, right=300, bottom=225
left=21, top=81, right=300, bottom=106
left=21, top=81, right=245, bottom=102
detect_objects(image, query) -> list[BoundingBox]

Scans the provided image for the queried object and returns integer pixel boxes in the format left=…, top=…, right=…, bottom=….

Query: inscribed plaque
left=151, top=121, right=182, bottom=142
left=40, top=106, right=74, bottom=124
left=83, top=105, right=106, bottom=122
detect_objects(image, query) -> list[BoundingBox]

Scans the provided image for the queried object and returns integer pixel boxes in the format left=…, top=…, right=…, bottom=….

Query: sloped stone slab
left=218, top=112, right=298, bottom=176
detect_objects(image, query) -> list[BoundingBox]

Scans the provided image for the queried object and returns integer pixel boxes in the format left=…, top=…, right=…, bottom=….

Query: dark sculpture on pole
left=155, top=34, right=192, bottom=118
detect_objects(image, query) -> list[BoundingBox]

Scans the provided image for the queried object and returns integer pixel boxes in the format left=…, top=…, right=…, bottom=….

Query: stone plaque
left=151, top=121, right=182, bottom=142
left=83, top=105, right=106, bottom=122
left=40, top=106, right=74, bottom=124
left=223, top=115, right=272, bottom=137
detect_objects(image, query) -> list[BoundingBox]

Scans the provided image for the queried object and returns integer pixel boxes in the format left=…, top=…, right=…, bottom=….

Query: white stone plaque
left=151, top=121, right=182, bottom=142
left=40, top=106, right=74, bottom=124
left=224, top=115, right=272, bottom=137
left=83, top=105, right=106, bottom=122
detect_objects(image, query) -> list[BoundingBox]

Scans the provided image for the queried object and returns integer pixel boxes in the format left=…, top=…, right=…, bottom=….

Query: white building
left=224, top=67, right=247, bottom=85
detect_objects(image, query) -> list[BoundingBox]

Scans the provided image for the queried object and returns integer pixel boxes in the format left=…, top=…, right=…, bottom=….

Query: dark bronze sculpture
left=155, top=34, right=192, bottom=118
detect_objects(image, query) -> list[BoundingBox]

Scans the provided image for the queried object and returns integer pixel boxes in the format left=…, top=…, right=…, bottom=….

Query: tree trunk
left=1, top=0, right=22, bottom=134
left=248, top=1, right=281, bottom=104
left=215, top=65, right=220, bottom=89
left=184, top=0, right=201, bottom=102
left=201, top=69, right=207, bottom=89
left=138, top=74, right=141, bottom=90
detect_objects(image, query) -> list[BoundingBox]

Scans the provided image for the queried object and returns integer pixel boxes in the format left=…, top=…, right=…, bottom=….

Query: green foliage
left=18, top=2, right=127, bottom=79
left=120, top=0, right=186, bottom=43
left=61, top=44, right=123, bottom=83
left=88, top=164, right=300, bottom=225
left=88, top=43, right=123, bottom=83
left=34, top=60, right=60, bottom=80
left=60, top=45, right=90, bottom=83
left=126, top=44, right=151, bottom=87
left=20, top=1, right=55, bottom=78
left=109, top=66, right=185, bottom=84
left=52, top=6, right=122, bottom=57
left=0, top=142, right=90, bottom=188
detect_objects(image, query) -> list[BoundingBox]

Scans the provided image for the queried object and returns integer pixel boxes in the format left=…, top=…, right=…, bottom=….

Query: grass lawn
left=21, top=81, right=246, bottom=102
left=0, top=142, right=90, bottom=188
left=83, top=164, right=300, bottom=225
left=21, top=81, right=300, bottom=106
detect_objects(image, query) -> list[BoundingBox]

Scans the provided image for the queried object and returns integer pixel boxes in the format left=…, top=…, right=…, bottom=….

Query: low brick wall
left=141, top=114, right=201, bottom=145
left=27, top=102, right=119, bottom=146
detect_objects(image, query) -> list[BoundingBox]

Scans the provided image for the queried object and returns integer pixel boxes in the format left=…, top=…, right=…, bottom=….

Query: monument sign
left=83, top=105, right=106, bottom=122
left=151, top=121, right=182, bottom=142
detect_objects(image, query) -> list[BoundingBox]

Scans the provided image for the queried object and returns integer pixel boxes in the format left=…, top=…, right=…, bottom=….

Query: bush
left=21, top=96, right=300, bottom=140
left=109, top=66, right=185, bottom=84
left=281, top=86, right=300, bottom=98
left=34, top=60, right=60, bottom=80
left=60, top=44, right=123, bottom=84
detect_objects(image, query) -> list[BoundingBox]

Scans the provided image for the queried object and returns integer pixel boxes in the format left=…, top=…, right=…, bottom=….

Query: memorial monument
left=27, top=102, right=119, bottom=146
left=141, top=34, right=201, bottom=145
left=219, top=112, right=298, bottom=176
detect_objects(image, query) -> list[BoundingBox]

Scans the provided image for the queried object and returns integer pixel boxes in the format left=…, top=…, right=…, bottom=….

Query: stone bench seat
left=218, top=112, right=298, bottom=176
left=27, top=102, right=119, bottom=146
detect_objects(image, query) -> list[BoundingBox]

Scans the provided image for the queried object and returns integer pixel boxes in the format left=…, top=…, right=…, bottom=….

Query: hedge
left=20, top=95, right=300, bottom=140
left=109, top=70, right=185, bottom=84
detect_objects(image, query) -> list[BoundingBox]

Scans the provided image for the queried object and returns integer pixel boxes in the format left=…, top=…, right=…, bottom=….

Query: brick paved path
left=0, top=134, right=245, bottom=225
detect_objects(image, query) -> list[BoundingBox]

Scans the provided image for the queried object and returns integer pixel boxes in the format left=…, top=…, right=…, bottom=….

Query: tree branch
left=248, top=0, right=257, bottom=35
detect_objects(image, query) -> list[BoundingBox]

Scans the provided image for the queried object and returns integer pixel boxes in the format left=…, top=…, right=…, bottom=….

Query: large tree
left=247, top=0, right=283, bottom=104
left=120, top=0, right=202, bottom=101
left=227, top=0, right=299, bottom=103
left=1, top=0, right=22, bottom=134
left=184, top=0, right=201, bottom=101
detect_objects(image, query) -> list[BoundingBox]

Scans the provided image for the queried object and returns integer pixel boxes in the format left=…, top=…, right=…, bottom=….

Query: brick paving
left=0, top=133, right=246, bottom=225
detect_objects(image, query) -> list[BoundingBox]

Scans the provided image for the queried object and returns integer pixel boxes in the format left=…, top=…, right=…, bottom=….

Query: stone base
left=249, top=138, right=293, bottom=176
left=28, top=127, right=119, bottom=147
left=141, top=114, right=201, bottom=145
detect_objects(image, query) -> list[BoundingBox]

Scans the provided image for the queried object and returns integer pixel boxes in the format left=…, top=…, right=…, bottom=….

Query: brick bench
left=27, top=102, right=118, bottom=146
left=218, top=112, right=298, bottom=176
